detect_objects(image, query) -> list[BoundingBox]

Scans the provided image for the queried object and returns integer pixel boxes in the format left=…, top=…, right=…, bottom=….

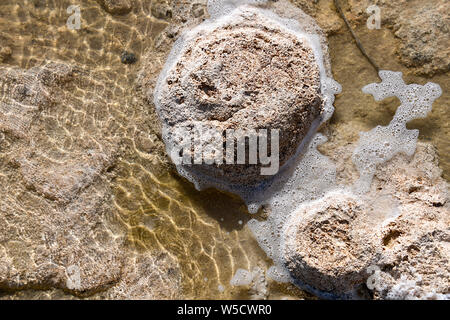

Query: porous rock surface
left=154, top=7, right=324, bottom=185
left=283, top=143, right=449, bottom=299
left=348, top=0, right=449, bottom=76
left=284, top=192, right=379, bottom=294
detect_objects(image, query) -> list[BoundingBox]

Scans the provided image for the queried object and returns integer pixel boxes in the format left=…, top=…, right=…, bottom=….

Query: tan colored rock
left=348, top=0, right=450, bottom=76
left=290, top=0, right=344, bottom=34
left=0, top=63, right=73, bottom=138
left=97, top=0, right=132, bottom=15
left=151, top=1, right=173, bottom=20
left=0, top=179, right=124, bottom=294
left=283, top=143, right=449, bottom=299
left=0, top=61, right=182, bottom=299
left=374, top=208, right=449, bottom=299
left=249, top=266, right=269, bottom=300
left=284, top=191, right=380, bottom=294
left=369, top=143, right=450, bottom=299
left=154, top=6, right=324, bottom=185
left=0, top=46, right=12, bottom=63
left=105, top=252, right=181, bottom=300
left=0, top=62, right=122, bottom=294
left=17, top=149, right=115, bottom=204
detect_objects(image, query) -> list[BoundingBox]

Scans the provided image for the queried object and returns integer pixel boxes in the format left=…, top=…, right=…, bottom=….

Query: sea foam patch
left=353, top=71, right=442, bottom=193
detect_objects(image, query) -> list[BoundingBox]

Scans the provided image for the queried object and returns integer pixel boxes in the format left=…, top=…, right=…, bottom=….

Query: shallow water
left=0, top=0, right=447, bottom=299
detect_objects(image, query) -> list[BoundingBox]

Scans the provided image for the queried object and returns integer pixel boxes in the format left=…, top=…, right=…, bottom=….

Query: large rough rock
left=153, top=5, right=324, bottom=185
left=284, top=191, right=379, bottom=295
left=104, top=252, right=181, bottom=300
left=0, top=62, right=73, bottom=138
left=283, top=143, right=450, bottom=299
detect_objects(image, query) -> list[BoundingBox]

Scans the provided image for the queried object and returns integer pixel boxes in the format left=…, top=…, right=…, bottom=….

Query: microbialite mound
left=153, top=1, right=336, bottom=187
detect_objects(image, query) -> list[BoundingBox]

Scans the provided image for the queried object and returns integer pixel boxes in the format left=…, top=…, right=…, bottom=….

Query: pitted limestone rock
left=283, top=144, right=449, bottom=299
left=283, top=191, right=379, bottom=294
left=97, top=0, right=132, bottom=15
left=154, top=7, right=324, bottom=185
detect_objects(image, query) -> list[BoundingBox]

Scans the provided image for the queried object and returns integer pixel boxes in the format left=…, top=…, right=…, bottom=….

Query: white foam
left=266, top=265, right=291, bottom=283
left=352, top=71, right=442, bottom=193
left=207, top=0, right=269, bottom=19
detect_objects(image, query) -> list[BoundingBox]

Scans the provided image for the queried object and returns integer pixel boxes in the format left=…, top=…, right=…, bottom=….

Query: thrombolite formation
left=283, top=143, right=449, bottom=299
left=154, top=4, right=326, bottom=185
left=284, top=192, right=378, bottom=295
